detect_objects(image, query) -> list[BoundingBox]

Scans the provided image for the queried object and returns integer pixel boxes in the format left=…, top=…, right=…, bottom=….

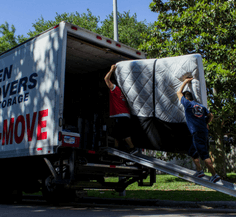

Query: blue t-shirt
left=181, top=96, right=210, bottom=134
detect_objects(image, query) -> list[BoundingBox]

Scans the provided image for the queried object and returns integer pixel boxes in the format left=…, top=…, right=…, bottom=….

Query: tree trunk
left=210, top=126, right=227, bottom=179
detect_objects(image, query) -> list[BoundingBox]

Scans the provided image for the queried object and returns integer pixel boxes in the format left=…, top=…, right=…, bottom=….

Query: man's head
left=183, top=91, right=193, bottom=101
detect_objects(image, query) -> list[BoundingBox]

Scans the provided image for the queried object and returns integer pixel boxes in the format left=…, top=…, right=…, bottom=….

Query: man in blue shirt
left=177, top=78, right=220, bottom=183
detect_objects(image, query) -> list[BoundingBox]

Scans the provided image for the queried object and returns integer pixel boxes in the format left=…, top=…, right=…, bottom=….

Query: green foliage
left=28, top=10, right=152, bottom=49
left=0, top=9, right=152, bottom=53
left=28, top=9, right=100, bottom=38
left=0, top=22, right=27, bottom=53
left=99, top=11, right=154, bottom=49
left=141, top=0, right=236, bottom=177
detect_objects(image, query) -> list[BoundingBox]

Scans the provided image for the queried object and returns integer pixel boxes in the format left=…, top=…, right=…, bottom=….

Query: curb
left=76, top=197, right=236, bottom=209
left=23, top=195, right=236, bottom=211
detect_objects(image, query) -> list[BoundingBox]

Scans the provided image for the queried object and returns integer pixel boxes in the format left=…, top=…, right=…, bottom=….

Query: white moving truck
left=0, top=21, right=155, bottom=203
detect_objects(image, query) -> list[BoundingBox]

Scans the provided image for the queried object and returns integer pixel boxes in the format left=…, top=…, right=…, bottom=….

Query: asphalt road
left=0, top=202, right=235, bottom=217
left=0, top=198, right=235, bottom=217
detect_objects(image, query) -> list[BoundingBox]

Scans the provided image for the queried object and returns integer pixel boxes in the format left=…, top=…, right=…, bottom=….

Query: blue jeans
left=188, top=131, right=210, bottom=160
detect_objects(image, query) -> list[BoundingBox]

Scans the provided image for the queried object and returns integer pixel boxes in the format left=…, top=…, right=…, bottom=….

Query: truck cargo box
left=0, top=21, right=145, bottom=159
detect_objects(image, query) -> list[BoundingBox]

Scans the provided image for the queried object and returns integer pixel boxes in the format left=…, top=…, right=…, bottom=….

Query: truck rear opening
left=63, top=33, right=143, bottom=150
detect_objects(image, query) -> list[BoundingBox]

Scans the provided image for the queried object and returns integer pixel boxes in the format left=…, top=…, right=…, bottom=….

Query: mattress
left=115, top=54, right=207, bottom=153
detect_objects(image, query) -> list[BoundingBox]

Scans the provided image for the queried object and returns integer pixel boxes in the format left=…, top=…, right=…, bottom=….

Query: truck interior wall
left=63, top=69, right=112, bottom=150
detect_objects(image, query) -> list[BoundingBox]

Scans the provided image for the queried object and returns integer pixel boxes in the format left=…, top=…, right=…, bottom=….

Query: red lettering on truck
left=2, top=118, right=14, bottom=145
left=37, top=109, right=48, bottom=140
left=26, top=112, right=37, bottom=141
left=14, top=115, right=25, bottom=144
left=1, top=109, right=48, bottom=145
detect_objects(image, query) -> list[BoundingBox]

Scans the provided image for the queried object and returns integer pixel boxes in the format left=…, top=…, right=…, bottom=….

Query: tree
left=99, top=11, right=153, bottom=49
left=0, top=22, right=26, bottom=53
left=1, top=10, right=151, bottom=53
left=28, top=9, right=100, bottom=38
left=28, top=10, right=152, bottom=49
left=140, top=0, right=236, bottom=178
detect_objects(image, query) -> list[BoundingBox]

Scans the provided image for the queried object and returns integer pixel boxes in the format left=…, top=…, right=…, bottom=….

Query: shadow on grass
left=87, top=189, right=236, bottom=202
left=226, top=174, right=236, bottom=183
left=164, top=177, right=188, bottom=183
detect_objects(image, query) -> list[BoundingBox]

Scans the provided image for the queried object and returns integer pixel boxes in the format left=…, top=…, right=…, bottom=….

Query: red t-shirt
left=109, top=85, right=130, bottom=118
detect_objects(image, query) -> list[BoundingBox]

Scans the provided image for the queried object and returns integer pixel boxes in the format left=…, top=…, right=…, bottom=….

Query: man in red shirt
left=104, top=65, right=138, bottom=155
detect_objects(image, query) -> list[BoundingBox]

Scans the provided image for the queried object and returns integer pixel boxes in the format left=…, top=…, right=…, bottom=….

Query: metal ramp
left=102, top=147, right=236, bottom=198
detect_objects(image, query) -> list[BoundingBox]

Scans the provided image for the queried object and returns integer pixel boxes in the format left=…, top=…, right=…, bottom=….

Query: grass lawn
left=86, top=173, right=236, bottom=202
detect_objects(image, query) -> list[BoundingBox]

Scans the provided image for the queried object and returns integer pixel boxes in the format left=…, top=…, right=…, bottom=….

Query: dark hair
left=183, top=91, right=193, bottom=101
left=111, top=78, right=118, bottom=86
left=111, top=73, right=118, bottom=85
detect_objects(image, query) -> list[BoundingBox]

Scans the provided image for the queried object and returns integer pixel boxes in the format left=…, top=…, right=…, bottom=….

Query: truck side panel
left=0, top=28, right=63, bottom=158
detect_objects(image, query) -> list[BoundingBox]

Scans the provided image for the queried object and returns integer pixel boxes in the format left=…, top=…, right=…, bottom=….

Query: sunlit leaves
left=28, top=9, right=100, bottom=38
left=98, top=11, right=153, bottom=49
left=0, top=22, right=26, bottom=53
left=0, top=9, right=153, bottom=53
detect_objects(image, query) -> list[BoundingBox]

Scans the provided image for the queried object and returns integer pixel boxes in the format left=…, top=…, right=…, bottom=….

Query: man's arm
left=206, top=113, right=214, bottom=129
left=104, top=64, right=116, bottom=90
left=177, top=78, right=194, bottom=101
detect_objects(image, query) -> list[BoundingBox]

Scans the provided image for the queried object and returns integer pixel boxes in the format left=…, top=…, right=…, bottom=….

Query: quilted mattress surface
left=114, top=54, right=207, bottom=153
left=115, top=54, right=207, bottom=123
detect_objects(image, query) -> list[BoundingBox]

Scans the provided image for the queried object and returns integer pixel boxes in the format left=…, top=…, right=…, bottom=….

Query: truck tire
left=42, top=175, right=75, bottom=204
left=42, top=175, right=59, bottom=204
left=0, top=188, right=13, bottom=204
left=0, top=177, right=22, bottom=204
left=0, top=187, right=22, bottom=204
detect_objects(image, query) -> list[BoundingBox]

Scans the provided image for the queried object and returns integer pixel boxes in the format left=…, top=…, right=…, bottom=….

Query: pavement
left=76, top=197, right=236, bottom=214
left=76, top=197, right=236, bottom=209
left=23, top=195, right=236, bottom=213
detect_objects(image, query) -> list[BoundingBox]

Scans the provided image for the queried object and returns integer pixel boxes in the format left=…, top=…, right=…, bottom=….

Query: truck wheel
left=0, top=187, right=22, bottom=204
left=0, top=188, right=13, bottom=204
left=12, top=189, right=23, bottom=204
left=42, top=175, right=75, bottom=204
left=42, top=175, right=59, bottom=204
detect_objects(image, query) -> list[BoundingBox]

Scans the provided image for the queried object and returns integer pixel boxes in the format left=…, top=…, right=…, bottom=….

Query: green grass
left=86, top=174, right=236, bottom=202
left=26, top=173, right=236, bottom=202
